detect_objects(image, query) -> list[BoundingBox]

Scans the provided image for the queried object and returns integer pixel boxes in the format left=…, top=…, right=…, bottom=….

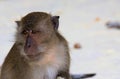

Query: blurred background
left=0, top=0, right=120, bottom=79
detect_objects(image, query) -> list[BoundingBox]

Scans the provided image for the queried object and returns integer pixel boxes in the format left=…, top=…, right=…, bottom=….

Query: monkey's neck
left=29, top=65, right=58, bottom=79
left=27, top=43, right=67, bottom=79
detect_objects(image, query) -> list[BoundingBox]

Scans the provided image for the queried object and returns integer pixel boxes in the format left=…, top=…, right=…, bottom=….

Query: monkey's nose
left=27, top=43, right=31, bottom=48
left=25, top=36, right=32, bottom=48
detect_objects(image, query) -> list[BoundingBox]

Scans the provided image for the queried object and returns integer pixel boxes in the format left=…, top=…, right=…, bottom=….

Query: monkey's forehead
left=22, top=12, right=51, bottom=22
left=20, top=12, right=52, bottom=27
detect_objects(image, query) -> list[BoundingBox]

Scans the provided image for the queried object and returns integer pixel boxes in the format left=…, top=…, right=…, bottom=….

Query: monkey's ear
left=15, top=21, right=21, bottom=26
left=51, top=16, right=59, bottom=30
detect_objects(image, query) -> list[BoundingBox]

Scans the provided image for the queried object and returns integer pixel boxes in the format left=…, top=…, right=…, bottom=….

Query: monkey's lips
left=24, top=47, right=41, bottom=59
left=26, top=53, right=41, bottom=59
left=27, top=53, right=40, bottom=58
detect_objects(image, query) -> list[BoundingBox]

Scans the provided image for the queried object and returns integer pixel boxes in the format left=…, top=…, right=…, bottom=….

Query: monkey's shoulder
left=56, top=32, right=68, bottom=47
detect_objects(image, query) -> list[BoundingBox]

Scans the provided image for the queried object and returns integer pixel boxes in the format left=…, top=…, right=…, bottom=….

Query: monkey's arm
left=0, top=44, right=22, bottom=79
left=56, top=70, right=72, bottom=79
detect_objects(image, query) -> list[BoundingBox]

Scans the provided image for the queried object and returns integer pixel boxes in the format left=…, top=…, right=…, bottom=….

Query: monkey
left=0, top=12, right=96, bottom=79
left=0, top=12, right=71, bottom=79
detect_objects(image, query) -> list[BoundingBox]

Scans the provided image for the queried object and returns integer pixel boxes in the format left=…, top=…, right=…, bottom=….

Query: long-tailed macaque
left=0, top=12, right=95, bottom=79
left=1, top=12, right=71, bottom=79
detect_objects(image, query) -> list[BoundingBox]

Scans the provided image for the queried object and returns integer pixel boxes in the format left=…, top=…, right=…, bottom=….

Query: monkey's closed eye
left=32, top=30, right=41, bottom=34
left=21, top=30, right=28, bottom=35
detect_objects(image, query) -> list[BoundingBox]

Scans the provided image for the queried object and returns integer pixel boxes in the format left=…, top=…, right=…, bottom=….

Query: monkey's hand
left=57, top=76, right=64, bottom=79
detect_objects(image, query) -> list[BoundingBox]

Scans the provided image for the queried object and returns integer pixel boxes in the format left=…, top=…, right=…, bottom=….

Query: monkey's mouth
left=24, top=43, right=40, bottom=59
left=26, top=53, right=41, bottom=60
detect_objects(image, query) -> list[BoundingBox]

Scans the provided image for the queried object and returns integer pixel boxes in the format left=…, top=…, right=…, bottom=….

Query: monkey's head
left=16, top=12, right=59, bottom=61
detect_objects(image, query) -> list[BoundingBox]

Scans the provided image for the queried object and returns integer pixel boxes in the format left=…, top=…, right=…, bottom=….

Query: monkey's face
left=15, top=12, right=59, bottom=60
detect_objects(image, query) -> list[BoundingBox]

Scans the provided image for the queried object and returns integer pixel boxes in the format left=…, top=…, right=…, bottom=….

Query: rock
left=74, top=43, right=81, bottom=49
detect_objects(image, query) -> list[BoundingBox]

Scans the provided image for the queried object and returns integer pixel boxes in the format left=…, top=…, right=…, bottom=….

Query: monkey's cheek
left=20, top=49, right=30, bottom=60
left=38, top=46, right=47, bottom=53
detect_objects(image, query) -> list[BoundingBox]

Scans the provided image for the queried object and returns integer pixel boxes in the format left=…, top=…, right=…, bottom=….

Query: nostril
left=27, top=44, right=31, bottom=48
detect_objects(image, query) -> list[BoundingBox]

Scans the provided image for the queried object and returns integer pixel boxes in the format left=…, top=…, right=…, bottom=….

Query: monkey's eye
left=21, top=30, right=28, bottom=35
left=32, top=30, right=40, bottom=34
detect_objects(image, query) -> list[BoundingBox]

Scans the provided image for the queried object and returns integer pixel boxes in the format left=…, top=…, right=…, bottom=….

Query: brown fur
left=1, top=12, right=71, bottom=79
